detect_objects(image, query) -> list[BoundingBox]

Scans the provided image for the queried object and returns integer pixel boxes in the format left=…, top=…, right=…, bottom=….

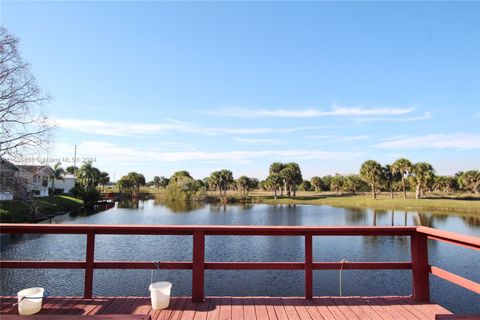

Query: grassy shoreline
left=254, top=195, right=479, bottom=214
left=146, top=188, right=480, bottom=214
left=0, top=195, right=84, bottom=223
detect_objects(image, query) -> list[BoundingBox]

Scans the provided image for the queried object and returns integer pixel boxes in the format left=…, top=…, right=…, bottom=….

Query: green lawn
left=143, top=188, right=480, bottom=214
left=256, top=194, right=480, bottom=214
left=200, top=191, right=480, bottom=214
left=0, top=195, right=84, bottom=223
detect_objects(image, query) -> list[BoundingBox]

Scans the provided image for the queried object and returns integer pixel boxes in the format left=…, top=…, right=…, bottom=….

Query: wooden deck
left=0, top=296, right=459, bottom=320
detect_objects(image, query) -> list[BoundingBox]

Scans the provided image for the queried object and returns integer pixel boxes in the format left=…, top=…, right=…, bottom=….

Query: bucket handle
left=150, top=261, right=161, bottom=285
left=14, top=290, right=49, bottom=306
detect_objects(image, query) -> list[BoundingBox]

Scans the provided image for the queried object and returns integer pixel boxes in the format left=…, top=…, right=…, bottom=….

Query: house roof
left=0, top=158, right=19, bottom=172
left=17, top=165, right=54, bottom=176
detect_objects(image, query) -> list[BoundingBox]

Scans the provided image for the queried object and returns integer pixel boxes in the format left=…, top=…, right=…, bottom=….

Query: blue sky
left=2, top=1, right=479, bottom=180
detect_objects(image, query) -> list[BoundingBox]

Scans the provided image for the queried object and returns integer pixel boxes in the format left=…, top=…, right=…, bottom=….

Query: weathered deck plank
left=0, top=296, right=464, bottom=320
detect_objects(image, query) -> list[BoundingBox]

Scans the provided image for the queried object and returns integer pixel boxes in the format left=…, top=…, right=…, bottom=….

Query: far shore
left=1, top=190, right=479, bottom=224
left=148, top=189, right=480, bottom=215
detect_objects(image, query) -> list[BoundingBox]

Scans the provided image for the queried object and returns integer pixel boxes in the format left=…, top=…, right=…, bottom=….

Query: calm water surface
left=1, top=200, right=479, bottom=314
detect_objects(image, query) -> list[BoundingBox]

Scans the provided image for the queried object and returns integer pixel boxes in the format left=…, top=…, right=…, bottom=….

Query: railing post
left=411, top=232, right=430, bottom=302
left=84, top=232, right=95, bottom=299
left=305, top=232, right=313, bottom=299
left=192, top=231, right=205, bottom=302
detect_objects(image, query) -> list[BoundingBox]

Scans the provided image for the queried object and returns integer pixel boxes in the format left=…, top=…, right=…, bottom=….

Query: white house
left=16, top=165, right=54, bottom=197
left=1, top=160, right=77, bottom=199
left=53, top=174, right=76, bottom=193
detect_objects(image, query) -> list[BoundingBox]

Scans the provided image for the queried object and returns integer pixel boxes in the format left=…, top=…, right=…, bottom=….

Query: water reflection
left=462, top=215, right=480, bottom=228
left=345, top=208, right=366, bottom=224
left=161, top=200, right=205, bottom=213
left=117, top=198, right=140, bottom=209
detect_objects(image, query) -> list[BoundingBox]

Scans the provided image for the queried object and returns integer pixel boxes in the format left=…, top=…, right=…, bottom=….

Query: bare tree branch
left=0, top=26, right=51, bottom=158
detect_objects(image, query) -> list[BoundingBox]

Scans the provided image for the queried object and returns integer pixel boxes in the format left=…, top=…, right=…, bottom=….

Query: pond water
left=1, top=200, right=479, bottom=314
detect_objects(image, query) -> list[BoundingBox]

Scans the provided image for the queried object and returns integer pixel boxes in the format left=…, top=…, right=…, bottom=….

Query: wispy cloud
left=354, top=112, right=431, bottom=123
left=307, top=135, right=370, bottom=141
left=234, top=137, right=283, bottom=144
left=52, top=118, right=327, bottom=137
left=375, top=133, right=480, bottom=150
left=205, top=105, right=415, bottom=118
left=53, top=141, right=357, bottom=163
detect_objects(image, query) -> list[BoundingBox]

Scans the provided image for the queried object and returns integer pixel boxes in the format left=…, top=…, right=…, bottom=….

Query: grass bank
left=105, top=187, right=480, bottom=214
left=143, top=188, right=480, bottom=214
left=255, top=194, right=480, bottom=214
left=0, top=195, right=84, bottom=223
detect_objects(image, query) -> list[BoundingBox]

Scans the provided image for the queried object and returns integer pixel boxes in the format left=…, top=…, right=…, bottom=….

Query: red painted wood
left=180, top=298, right=197, bottom=320
left=430, top=266, right=480, bottom=294
left=312, top=262, right=412, bottom=270
left=0, top=261, right=85, bottom=268
left=230, top=297, right=244, bottom=320
left=1, top=224, right=479, bottom=301
left=253, top=297, right=269, bottom=320
left=305, top=233, right=313, bottom=300
left=206, top=297, right=221, bottom=320
left=218, top=297, right=232, bottom=320
left=84, top=233, right=95, bottom=299
left=300, top=298, right=325, bottom=320
left=0, top=260, right=412, bottom=271
left=260, top=297, right=277, bottom=320
left=206, top=262, right=304, bottom=270
left=410, top=233, right=430, bottom=302
left=289, top=298, right=311, bottom=320
left=270, top=297, right=289, bottom=320
left=193, top=299, right=210, bottom=320
left=0, top=296, right=467, bottom=320
left=192, top=231, right=205, bottom=302
left=281, top=298, right=300, bottom=320
left=416, top=226, right=480, bottom=250
left=0, top=223, right=417, bottom=236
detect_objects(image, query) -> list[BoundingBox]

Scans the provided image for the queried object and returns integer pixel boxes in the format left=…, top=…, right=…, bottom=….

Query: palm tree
left=310, top=176, right=323, bottom=192
left=360, top=160, right=383, bottom=199
left=237, top=176, right=250, bottom=196
left=269, top=162, right=285, bottom=196
left=78, top=160, right=100, bottom=190
left=218, top=169, right=234, bottom=197
left=330, top=175, right=344, bottom=194
left=153, top=176, right=161, bottom=189
left=50, top=162, right=64, bottom=194
left=99, top=171, right=110, bottom=191
left=382, top=164, right=401, bottom=199
left=459, top=170, right=480, bottom=194
left=266, top=173, right=283, bottom=199
left=391, top=158, right=413, bottom=199
left=411, top=162, right=435, bottom=199
left=280, top=163, right=302, bottom=197
left=209, top=171, right=222, bottom=195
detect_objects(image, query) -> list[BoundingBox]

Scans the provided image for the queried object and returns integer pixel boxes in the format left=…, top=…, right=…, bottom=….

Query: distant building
left=16, top=165, right=54, bottom=197
left=0, top=158, right=27, bottom=200
left=0, top=159, right=76, bottom=199
left=53, top=174, right=76, bottom=194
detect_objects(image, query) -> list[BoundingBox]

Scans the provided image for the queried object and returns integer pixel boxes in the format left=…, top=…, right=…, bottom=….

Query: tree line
left=134, top=158, right=479, bottom=201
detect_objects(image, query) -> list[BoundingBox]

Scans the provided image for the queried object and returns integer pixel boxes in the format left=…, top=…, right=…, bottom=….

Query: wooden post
left=192, top=231, right=205, bottom=302
left=305, top=233, right=313, bottom=299
left=411, top=232, right=430, bottom=301
left=84, top=232, right=95, bottom=299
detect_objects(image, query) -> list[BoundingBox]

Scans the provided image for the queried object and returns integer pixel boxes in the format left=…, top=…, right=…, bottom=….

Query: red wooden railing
left=0, top=224, right=478, bottom=302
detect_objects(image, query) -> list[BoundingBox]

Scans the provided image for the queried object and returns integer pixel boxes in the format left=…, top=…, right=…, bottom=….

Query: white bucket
left=149, top=281, right=172, bottom=309
left=17, top=287, right=44, bottom=315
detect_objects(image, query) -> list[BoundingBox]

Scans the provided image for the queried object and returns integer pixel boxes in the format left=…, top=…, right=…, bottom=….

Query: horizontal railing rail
left=416, top=226, right=480, bottom=294
left=0, top=224, right=478, bottom=302
left=0, top=224, right=417, bottom=235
